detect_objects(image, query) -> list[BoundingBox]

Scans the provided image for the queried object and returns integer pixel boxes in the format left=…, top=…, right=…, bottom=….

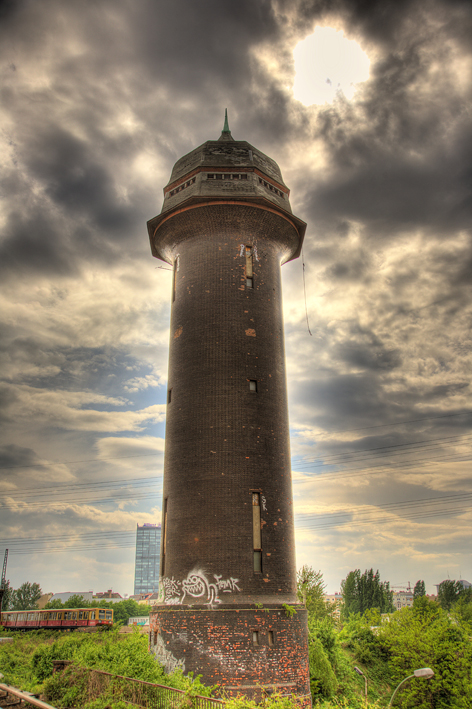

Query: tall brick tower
left=147, top=114, right=311, bottom=704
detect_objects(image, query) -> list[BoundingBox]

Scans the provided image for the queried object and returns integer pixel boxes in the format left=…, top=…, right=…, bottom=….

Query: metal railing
left=0, top=683, right=58, bottom=708
left=58, top=667, right=226, bottom=709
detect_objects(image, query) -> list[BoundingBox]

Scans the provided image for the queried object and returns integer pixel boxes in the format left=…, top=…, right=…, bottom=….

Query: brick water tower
left=147, top=114, right=311, bottom=704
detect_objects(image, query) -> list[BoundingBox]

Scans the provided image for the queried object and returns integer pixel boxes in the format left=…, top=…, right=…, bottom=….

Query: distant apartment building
left=134, top=523, right=161, bottom=595
left=93, top=590, right=123, bottom=603
left=324, top=593, right=342, bottom=617
left=392, top=590, right=414, bottom=610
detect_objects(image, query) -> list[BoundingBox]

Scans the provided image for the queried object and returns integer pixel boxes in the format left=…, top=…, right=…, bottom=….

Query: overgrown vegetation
left=300, top=567, right=472, bottom=708
left=0, top=627, right=211, bottom=707
left=2, top=570, right=472, bottom=708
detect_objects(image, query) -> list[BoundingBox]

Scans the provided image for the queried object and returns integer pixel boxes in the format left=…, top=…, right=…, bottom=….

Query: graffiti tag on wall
left=159, top=568, right=241, bottom=605
left=151, top=634, right=185, bottom=674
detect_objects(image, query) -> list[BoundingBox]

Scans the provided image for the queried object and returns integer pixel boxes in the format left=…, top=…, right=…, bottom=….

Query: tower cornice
left=147, top=198, right=306, bottom=264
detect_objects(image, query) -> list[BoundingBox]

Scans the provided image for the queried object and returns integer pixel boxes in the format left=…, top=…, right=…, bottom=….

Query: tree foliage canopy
left=437, top=579, right=469, bottom=610
left=0, top=580, right=13, bottom=612
left=341, top=568, right=394, bottom=619
left=296, top=565, right=329, bottom=618
left=413, top=579, right=426, bottom=598
left=8, top=582, right=42, bottom=611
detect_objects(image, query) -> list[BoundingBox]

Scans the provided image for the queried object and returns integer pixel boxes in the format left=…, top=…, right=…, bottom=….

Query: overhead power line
left=292, top=432, right=472, bottom=470
left=293, top=451, right=472, bottom=484
left=296, top=503, right=472, bottom=532
left=295, top=490, right=472, bottom=523
left=0, top=411, right=470, bottom=474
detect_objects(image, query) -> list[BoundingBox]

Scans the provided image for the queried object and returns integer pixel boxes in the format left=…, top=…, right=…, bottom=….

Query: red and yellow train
left=0, top=607, right=114, bottom=630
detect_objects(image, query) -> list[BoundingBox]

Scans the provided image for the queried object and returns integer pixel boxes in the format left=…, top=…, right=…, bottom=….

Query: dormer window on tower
left=258, top=177, right=285, bottom=199
left=169, top=177, right=196, bottom=197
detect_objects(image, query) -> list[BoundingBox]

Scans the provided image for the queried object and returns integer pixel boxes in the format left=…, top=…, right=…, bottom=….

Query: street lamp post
left=388, top=668, right=434, bottom=706
left=354, top=666, right=367, bottom=706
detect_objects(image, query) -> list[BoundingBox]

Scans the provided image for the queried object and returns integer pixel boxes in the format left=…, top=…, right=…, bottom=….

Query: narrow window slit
left=252, top=492, right=262, bottom=573
left=161, top=498, right=168, bottom=575
left=245, top=246, right=254, bottom=289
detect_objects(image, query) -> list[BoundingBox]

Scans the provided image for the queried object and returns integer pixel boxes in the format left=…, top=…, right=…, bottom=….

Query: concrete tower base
left=149, top=604, right=311, bottom=704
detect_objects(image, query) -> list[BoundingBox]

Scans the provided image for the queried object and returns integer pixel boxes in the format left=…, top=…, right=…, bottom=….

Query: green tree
left=0, top=579, right=13, bottom=611
left=437, top=579, right=463, bottom=611
left=379, top=600, right=472, bottom=708
left=308, top=633, right=338, bottom=700
left=10, top=582, right=42, bottom=610
left=341, top=569, right=394, bottom=619
left=452, top=592, right=472, bottom=630
left=413, top=579, right=426, bottom=598
left=44, top=598, right=65, bottom=609
left=297, top=566, right=330, bottom=618
left=64, top=594, right=92, bottom=608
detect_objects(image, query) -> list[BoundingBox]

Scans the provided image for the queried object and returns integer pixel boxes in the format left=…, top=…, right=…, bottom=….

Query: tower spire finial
left=223, top=108, right=230, bottom=133
left=218, top=108, right=234, bottom=141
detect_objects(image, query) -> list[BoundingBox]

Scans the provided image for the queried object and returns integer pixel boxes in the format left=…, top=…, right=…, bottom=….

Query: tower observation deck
left=147, top=115, right=311, bottom=704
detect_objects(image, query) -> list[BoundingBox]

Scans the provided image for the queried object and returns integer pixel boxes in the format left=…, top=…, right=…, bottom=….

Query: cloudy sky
left=1, top=0, right=471, bottom=597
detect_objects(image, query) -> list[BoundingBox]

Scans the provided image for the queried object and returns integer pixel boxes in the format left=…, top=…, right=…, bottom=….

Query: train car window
left=52, top=612, right=57, bottom=620
left=91, top=611, right=96, bottom=620
left=106, top=611, right=112, bottom=620
left=79, top=611, right=83, bottom=620
left=99, top=610, right=106, bottom=620
left=72, top=612, right=77, bottom=620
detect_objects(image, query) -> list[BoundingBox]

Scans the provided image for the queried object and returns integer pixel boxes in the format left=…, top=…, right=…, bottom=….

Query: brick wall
left=149, top=605, right=311, bottom=705
left=153, top=206, right=300, bottom=604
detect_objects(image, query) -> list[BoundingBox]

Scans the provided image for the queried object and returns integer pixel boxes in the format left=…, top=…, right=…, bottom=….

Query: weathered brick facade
left=147, top=122, right=311, bottom=705
left=149, top=604, right=310, bottom=702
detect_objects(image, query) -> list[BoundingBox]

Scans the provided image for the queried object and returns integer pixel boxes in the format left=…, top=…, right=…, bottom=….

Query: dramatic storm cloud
left=1, top=0, right=471, bottom=595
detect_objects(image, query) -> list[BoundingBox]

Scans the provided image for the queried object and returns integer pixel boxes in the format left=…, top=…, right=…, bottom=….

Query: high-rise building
left=146, top=114, right=311, bottom=705
left=134, top=523, right=161, bottom=595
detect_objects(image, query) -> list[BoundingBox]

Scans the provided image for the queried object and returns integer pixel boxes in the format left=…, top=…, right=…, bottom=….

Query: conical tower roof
left=166, top=111, right=286, bottom=190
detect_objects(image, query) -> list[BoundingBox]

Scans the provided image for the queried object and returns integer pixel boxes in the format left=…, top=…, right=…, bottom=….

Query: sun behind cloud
left=293, top=26, right=370, bottom=105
